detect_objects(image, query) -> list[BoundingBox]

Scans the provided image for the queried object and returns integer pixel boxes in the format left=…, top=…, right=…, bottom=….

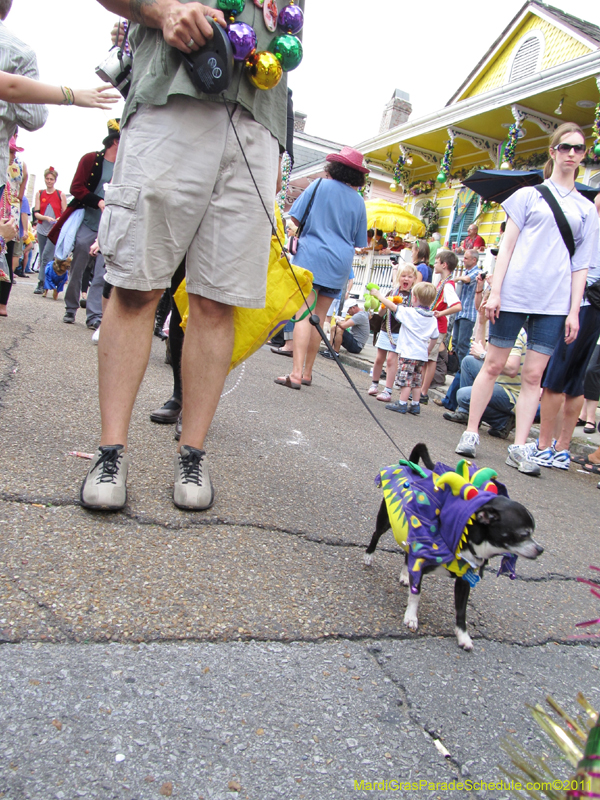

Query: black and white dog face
left=466, top=495, right=543, bottom=562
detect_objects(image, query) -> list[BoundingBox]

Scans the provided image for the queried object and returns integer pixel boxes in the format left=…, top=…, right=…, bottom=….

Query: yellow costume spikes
left=434, top=471, right=469, bottom=496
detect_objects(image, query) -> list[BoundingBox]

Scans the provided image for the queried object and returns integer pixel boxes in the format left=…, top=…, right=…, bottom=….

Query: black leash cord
left=222, top=98, right=407, bottom=458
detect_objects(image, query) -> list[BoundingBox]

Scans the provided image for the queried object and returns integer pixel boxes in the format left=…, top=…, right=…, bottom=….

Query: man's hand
left=159, top=2, right=227, bottom=52
left=470, top=340, right=486, bottom=358
left=98, top=200, right=106, bottom=212
left=0, top=217, right=18, bottom=242
left=90, top=240, right=100, bottom=257
left=111, top=20, right=126, bottom=46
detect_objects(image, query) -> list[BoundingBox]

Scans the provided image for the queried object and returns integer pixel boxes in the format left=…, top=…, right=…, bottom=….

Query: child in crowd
left=43, top=255, right=71, bottom=300
left=419, top=250, right=462, bottom=403
left=368, top=264, right=418, bottom=402
left=369, top=281, right=439, bottom=415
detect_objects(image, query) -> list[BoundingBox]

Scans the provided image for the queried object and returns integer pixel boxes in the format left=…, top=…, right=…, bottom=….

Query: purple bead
left=228, top=22, right=257, bottom=61
left=278, top=3, right=303, bottom=35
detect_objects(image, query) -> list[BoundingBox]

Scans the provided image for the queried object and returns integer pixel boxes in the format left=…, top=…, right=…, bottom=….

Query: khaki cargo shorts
left=99, top=96, right=279, bottom=308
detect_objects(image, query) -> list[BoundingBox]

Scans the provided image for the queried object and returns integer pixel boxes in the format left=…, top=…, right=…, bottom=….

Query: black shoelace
left=93, top=447, right=123, bottom=484
left=179, top=449, right=204, bottom=485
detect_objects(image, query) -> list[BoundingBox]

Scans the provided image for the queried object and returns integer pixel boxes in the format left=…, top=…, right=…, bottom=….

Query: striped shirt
left=0, top=21, right=48, bottom=181
left=455, top=265, right=481, bottom=323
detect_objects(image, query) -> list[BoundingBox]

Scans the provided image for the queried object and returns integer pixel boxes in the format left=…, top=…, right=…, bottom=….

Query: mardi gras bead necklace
left=217, top=0, right=303, bottom=90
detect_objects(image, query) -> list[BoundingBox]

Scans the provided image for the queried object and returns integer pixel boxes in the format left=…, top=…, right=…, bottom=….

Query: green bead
left=217, top=0, right=245, bottom=13
left=436, top=172, right=446, bottom=183
left=594, top=143, right=600, bottom=157
left=269, top=34, right=303, bottom=71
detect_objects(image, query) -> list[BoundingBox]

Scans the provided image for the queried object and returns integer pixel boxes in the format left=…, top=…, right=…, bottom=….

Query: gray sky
left=10, top=0, right=600, bottom=196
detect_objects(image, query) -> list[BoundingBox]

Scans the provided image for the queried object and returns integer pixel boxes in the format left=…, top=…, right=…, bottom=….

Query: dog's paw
left=455, top=627, right=473, bottom=651
left=399, top=564, right=409, bottom=586
left=403, top=611, right=419, bottom=631
left=363, top=553, right=373, bottom=567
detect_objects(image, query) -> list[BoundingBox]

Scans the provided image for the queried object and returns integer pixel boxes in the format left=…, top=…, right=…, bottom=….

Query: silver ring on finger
left=186, top=38, right=195, bottom=48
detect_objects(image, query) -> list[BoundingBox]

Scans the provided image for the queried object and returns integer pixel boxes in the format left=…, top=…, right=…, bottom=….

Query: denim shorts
left=489, top=311, right=566, bottom=356
left=342, top=329, right=363, bottom=353
left=314, top=282, right=342, bottom=299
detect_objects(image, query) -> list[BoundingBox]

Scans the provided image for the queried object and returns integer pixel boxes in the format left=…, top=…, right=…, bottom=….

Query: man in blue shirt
left=452, top=249, right=480, bottom=365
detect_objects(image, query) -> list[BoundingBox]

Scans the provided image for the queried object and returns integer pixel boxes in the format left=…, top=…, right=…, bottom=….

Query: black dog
left=364, top=444, right=543, bottom=650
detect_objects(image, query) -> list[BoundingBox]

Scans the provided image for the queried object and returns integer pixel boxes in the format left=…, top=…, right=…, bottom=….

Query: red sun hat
left=9, top=136, right=24, bottom=152
left=326, top=146, right=369, bottom=174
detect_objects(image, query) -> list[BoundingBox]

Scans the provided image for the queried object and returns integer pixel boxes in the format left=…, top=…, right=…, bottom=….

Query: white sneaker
left=506, top=444, right=541, bottom=476
left=455, top=431, right=479, bottom=458
left=80, top=445, right=130, bottom=510
left=551, top=448, right=570, bottom=470
left=530, top=439, right=554, bottom=468
left=91, top=327, right=100, bottom=345
left=173, top=446, right=215, bottom=510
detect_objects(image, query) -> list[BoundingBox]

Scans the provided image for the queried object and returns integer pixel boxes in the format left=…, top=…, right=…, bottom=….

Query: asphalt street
left=0, top=280, right=599, bottom=800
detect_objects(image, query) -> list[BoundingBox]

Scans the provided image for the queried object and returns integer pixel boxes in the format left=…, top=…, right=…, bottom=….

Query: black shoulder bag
left=288, top=179, right=322, bottom=256
left=535, top=185, right=600, bottom=310
left=535, top=184, right=575, bottom=258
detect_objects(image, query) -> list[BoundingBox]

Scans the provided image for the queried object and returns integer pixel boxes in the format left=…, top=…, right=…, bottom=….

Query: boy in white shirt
left=369, top=282, right=439, bottom=415
left=419, top=249, right=462, bottom=403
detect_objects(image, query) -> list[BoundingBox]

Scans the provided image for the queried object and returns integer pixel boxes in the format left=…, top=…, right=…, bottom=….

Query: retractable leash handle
left=181, top=17, right=234, bottom=95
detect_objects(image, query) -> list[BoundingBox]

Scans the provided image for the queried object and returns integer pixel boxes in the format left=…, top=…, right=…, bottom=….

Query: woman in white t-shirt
left=456, top=122, right=599, bottom=473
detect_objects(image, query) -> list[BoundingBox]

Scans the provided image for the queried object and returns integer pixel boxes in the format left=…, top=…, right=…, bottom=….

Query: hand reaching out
left=73, top=86, right=120, bottom=109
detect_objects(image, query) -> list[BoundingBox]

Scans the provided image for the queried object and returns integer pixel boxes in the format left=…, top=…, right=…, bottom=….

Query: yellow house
left=356, top=0, right=600, bottom=249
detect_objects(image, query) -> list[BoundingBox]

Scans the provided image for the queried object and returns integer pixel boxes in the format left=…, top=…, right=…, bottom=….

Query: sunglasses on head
left=553, top=143, right=586, bottom=154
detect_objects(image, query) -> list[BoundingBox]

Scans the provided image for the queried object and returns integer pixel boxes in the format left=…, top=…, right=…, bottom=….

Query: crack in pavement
left=0, top=330, right=24, bottom=410
left=0, top=494, right=586, bottom=584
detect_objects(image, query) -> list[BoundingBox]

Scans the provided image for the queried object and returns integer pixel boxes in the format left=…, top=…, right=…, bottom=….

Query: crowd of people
left=1, top=0, right=599, bottom=515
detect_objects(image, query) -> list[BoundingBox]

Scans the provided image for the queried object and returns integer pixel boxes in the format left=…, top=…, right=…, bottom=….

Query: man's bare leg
left=179, top=294, right=234, bottom=451
left=99, top=287, right=163, bottom=447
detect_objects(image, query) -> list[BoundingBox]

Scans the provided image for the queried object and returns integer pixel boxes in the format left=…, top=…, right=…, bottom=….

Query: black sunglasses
left=553, top=143, right=586, bottom=154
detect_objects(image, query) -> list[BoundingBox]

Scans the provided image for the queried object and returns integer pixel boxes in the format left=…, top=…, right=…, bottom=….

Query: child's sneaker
left=455, top=431, right=479, bottom=458
left=408, top=402, right=420, bottom=415
left=552, top=448, right=570, bottom=470
left=376, top=389, right=392, bottom=402
left=506, top=444, right=541, bottom=476
left=386, top=400, right=407, bottom=414
left=368, top=383, right=379, bottom=396
left=530, top=439, right=554, bottom=468
left=420, top=394, right=429, bottom=405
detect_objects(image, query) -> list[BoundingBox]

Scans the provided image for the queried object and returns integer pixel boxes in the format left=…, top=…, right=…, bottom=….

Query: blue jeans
left=441, top=371, right=461, bottom=411
left=456, top=356, right=514, bottom=431
left=453, top=317, right=475, bottom=366
left=489, top=311, right=566, bottom=356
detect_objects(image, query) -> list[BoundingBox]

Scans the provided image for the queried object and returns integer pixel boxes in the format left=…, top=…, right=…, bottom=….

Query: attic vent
left=509, top=35, right=542, bottom=82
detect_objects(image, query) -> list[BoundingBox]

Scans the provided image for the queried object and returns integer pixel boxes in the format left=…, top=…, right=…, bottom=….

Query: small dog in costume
left=364, top=444, right=543, bottom=650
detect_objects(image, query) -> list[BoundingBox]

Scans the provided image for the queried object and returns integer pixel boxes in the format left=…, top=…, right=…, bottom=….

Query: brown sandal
left=274, top=375, right=301, bottom=390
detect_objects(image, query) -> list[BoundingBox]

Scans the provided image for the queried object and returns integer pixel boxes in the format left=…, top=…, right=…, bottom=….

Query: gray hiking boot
left=506, top=444, right=541, bottom=476
left=455, top=431, right=479, bottom=458
left=80, top=445, right=130, bottom=510
left=174, top=445, right=215, bottom=510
